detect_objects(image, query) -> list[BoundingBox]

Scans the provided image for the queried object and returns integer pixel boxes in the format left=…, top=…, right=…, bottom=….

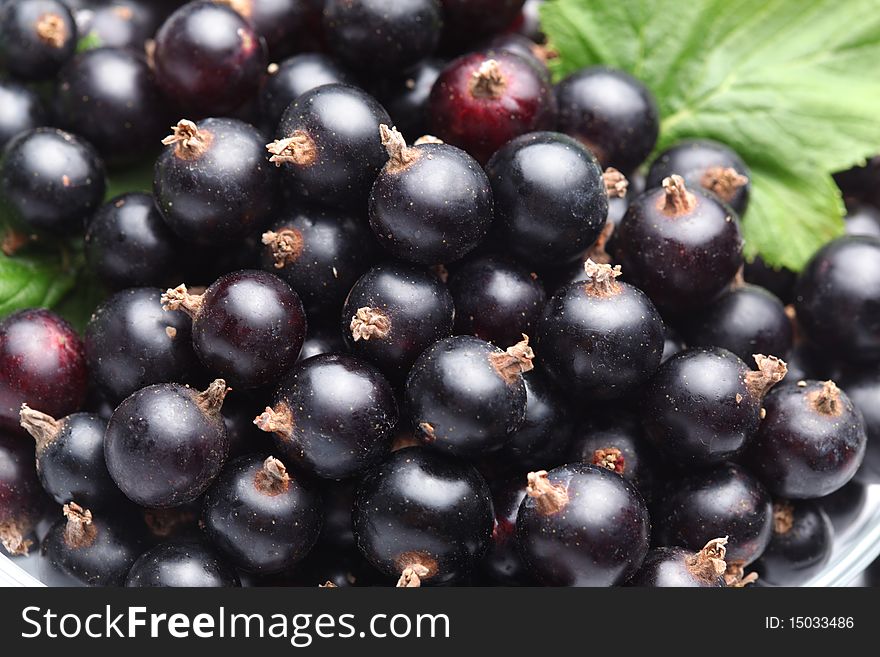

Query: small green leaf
left=0, top=253, right=78, bottom=318
left=541, top=0, right=880, bottom=271
left=76, top=32, right=103, bottom=53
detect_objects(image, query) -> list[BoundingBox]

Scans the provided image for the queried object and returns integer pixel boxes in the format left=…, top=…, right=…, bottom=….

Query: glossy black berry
left=841, top=371, right=880, bottom=484
left=85, top=194, right=183, bottom=290
left=745, top=380, right=866, bottom=499
left=646, top=139, right=751, bottom=216
left=555, top=67, right=659, bottom=173
left=0, top=0, right=77, bottom=80
left=743, top=256, right=797, bottom=305
left=642, top=349, right=787, bottom=467
left=654, top=463, right=773, bottom=579
left=661, top=327, right=685, bottom=363
left=104, top=379, right=230, bottom=508
left=323, top=0, right=443, bottom=74
left=516, top=465, right=650, bottom=586
left=260, top=205, right=378, bottom=316
left=627, top=539, right=728, bottom=587
left=19, top=406, right=119, bottom=508
left=753, top=500, right=833, bottom=586
left=153, top=1, right=267, bottom=115
left=43, top=503, right=145, bottom=586
left=844, top=203, right=880, bottom=238
left=341, top=262, right=454, bottom=381
left=369, top=126, right=492, bottom=265
left=154, top=118, right=278, bottom=245
left=429, top=50, right=556, bottom=165
left=486, top=34, right=550, bottom=77
left=202, top=454, right=323, bottom=573
left=0, top=128, right=106, bottom=234
left=0, top=309, right=87, bottom=435
left=268, top=83, right=391, bottom=209
left=614, top=175, right=743, bottom=311
left=353, top=446, right=494, bottom=585
left=794, top=235, right=880, bottom=363
left=219, top=0, right=311, bottom=60
left=817, top=481, right=866, bottom=534
left=255, top=353, right=398, bottom=480
left=406, top=335, right=533, bottom=456
left=258, top=53, right=355, bottom=131
left=481, top=479, right=532, bottom=585
left=0, top=432, right=47, bottom=557
left=438, top=0, right=525, bottom=47
left=536, top=261, right=665, bottom=400
left=85, top=288, right=199, bottom=404
left=125, top=538, right=241, bottom=587
left=379, top=58, right=444, bottom=139
left=680, top=284, right=793, bottom=364
left=0, top=79, right=46, bottom=148
left=297, top=321, right=347, bottom=363
left=162, top=270, right=306, bottom=390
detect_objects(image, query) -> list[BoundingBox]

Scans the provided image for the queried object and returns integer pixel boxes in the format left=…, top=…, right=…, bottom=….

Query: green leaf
left=0, top=253, right=78, bottom=318
left=76, top=32, right=103, bottom=53
left=541, top=0, right=880, bottom=271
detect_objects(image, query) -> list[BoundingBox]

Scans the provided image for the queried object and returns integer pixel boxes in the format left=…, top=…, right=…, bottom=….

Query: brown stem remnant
left=254, top=403, right=295, bottom=438
left=724, top=562, right=759, bottom=587
left=526, top=470, right=569, bottom=516
left=659, top=175, right=697, bottom=216
left=19, top=404, right=62, bottom=455
left=0, top=521, right=32, bottom=556
left=62, top=503, right=97, bottom=550
left=262, top=228, right=305, bottom=268
left=603, top=167, right=629, bottom=198
left=350, top=307, right=391, bottom=342
left=396, top=563, right=430, bottom=588
left=591, top=447, right=625, bottom=474
left=469, top=59, right=506, bottom=99
left=380, top=124, right=419, bottom=173
left=161, top=284, right=204, bottom=318
left=195, top=379, right=230, bottom=417
left=685, top=537, right=728, bottom=581
left=266, top=130, right=317, bottom=167
left=414, top=135, right=443, bottom=145
left=810, top=380, right=843, bottom=417
left=254, top=456, right=291, bottom=496
left=584, top=221, right=615, bottom=265
left=489, top=334, right=535, bottom=384
left=773, top=501, right=794, bottom=534
left=701, top=166, right=748, bottom=203
left=161, top=120, right=213, bottom=160
left=319, top=581, right=338, bottom=588
left=36, top=13, right=67, bottom=48
left=582, top=259, right=623, bottom=298
left=744, top=354, right=788, bottom=400
left=417, top=422, right=436, bottom=443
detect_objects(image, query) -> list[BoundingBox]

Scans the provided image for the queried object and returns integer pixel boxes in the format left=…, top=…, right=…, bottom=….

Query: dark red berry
left=125, top=537, right=241, bottom=587
left=627, top=538, right=728, bottom=588
left=753, top=500, right=833, bottom=586
left=0, top=0, right=77, bottom=81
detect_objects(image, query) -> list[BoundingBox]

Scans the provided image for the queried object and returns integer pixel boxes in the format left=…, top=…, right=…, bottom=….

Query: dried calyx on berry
left=809, top=380, right=844, bottom=417
left=470, top=59, right=506, bottom=99
left=659, top=174, right=697, bottom=216
left=350, top=307, right=392, bottom=342
left=266, top=130, right=318, bottom=167
left=603, top=167, right=628, bottom=198
left=489, top=334, right=535, bottom=385
left=582, top=259, right=623, bottom=298
left=162, top=119, right=213, bottom=160
left=685, top=537, right=729, bottom=582
left=526, top=470, right=570, bottom=515
left=262, top=228, right=304, bottom=268
left=744, top=354, right=788, bottom=400
left=701, top=166, right=749, bottom=204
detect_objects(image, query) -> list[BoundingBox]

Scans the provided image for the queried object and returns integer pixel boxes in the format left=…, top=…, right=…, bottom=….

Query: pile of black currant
left=1, top=0, right=878, bottom=588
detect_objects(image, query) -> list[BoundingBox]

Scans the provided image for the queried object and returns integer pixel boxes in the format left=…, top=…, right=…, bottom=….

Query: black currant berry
left=681, top=284, right=793, bottom=364
left=405, top=335, right=533, bottom=456
left=844, top=203, right=880, bottom=238
left=315, top=478, right=357, bottom=550
left=54, top=47, right=166, bottom=165
left=745, top=380, right=866, bottom=499
left=0, top=128, right=106, bottom=234
left=267, top=83, right=391, bottom=209
left=654, top=463, right=772, bottom=584
left=646, top=139, right=751, bottom=216
left=429, top=50, right=556, bottom=164
left=202, top=454, right=323, bottom=573
left=341, top=262, right=454, bottom=381
left=627, top=538, right=728, bottom=588
left=104, top=379, right=230, bottom=508
left=0, top=432, right=47, bottom=556
left=743, top=256, right=797, bottom=304
left=555, top=67, right=658, bottom=173
left=516, top=465, right=650, bottom=586
left=0, top=0, right=77, bottom=80
left=642, top=349, right=787, bottom=466
left=297, top=321, right=347, bottom=363
left=486, top=34, right=551, bottom=78
left=379, top=58, right=444, bottom=139
left=217, top=0, right=311, bottom=60
left=841, top=371, right=880, bottom=484
left=75, top=0, right=165, bottom=52
left=323, top=0, right=443, bottom=74
left=154, top=118, right=278, bottom=245
left=0, top=79, right=47, bottom=149
left=19, top=406, right=119, bottom=508
left=369, top=125, right=492, bottom=265
left=353, top=446, right=494, bottom=585
left=438, top=0, right=525, bottom=48
left=258, top=54, right=355, bottom=131
left=153, top=1, right=267, bottom=115
left=536, top=260, right=665, bottom=400
left=481, top=479, right=532, bottom=585
left=817, top=481, right=866, bottom=534
left=43, top=503, right=145, bottom=586
left=125, top=538, right=241, bottom=587
left=794, top=235, right=880, bottom=363
left=753, top=500, right=833, bottom=586
left=0, top=309, right=87, bottom=435
left=260, top=205, right=378, bottom=316
left=661, top=326, right=685, bottom=363
left=614, top=175, right=743, bottom=311
left=255, top=353, right=398, bottom=480
left=85, top=194, right=183, bottom=290
left=448, top=254, right=546, bottom=347
left=162, top=270, right=306, bottom=389
left=85, top=288, right=199, bottom=404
